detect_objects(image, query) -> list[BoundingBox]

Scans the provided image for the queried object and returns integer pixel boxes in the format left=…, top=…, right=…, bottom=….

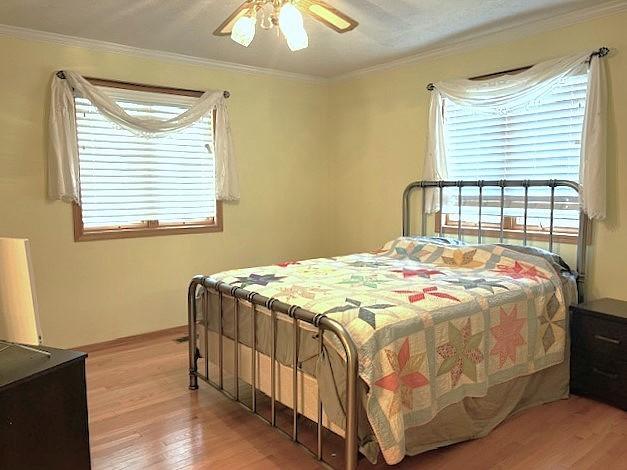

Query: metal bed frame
left=188, top=179, right=589, bottom=470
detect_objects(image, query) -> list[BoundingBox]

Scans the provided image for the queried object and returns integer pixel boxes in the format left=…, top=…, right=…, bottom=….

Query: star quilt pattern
left=210, top=237, right=568, bottom=464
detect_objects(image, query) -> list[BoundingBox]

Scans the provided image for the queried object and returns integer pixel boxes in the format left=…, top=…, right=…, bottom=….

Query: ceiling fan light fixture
left=231, top=14, right=256, bottom=47
left=285, top=27, right=308, bottom=51
left=279, top=2, right=303, bottom=33
left=279, top=2, right=308, bottom=51
left=216, top=0, right=356, bottom=51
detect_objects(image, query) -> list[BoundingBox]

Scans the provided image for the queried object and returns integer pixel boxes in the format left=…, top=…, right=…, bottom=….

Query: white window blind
left=75, top=87, right=215, bottom=230
left=442, top=73, right=588, bottom=230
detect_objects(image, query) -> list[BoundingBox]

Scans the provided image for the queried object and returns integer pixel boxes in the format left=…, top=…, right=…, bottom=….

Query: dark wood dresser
left=0, top=345, right=91, bottom=469
left=570, top=298, right=626, bottom=411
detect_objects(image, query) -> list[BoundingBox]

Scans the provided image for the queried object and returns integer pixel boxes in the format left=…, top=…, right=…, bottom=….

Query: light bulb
left=231, top=15, right=256, bottom=47
left=279, top=2, right=309, bottom=51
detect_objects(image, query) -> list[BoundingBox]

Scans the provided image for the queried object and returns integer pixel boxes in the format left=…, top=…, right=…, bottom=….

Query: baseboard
left=75, top=324, right=187, bottom=353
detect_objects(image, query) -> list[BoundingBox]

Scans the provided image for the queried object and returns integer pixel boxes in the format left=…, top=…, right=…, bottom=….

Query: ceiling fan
left=214, top=0, right=358, bottom=51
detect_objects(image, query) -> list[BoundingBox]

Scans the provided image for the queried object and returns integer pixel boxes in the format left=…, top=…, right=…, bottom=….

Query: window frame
left=71, top=77, right=222, bottom=242
left=434, top=212, right=591, bottom=245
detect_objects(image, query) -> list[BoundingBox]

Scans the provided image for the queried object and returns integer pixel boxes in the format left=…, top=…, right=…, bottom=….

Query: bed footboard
left=187, top=275, right=360, bottom=470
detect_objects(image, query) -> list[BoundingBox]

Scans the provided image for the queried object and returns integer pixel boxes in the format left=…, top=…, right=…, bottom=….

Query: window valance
left=48, top=71, right=240, bottom=203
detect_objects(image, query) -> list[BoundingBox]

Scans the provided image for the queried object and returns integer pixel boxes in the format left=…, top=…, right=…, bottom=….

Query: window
left=72, top=80, right=221, bottom=241
left=438, top=72, right=588, bottom=243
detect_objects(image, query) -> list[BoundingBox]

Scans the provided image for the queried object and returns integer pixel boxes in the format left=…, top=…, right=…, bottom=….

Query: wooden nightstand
left=570, top=298, right=627, bottom=411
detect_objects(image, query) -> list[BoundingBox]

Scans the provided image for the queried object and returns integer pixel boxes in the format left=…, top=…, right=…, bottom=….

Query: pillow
left=496, top=244, right=573, bottom=274
left=407, top=236, right=466, bottom=246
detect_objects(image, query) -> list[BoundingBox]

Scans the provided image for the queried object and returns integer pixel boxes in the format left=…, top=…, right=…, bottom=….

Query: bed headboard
left=402, top=179, right=589, bottom=297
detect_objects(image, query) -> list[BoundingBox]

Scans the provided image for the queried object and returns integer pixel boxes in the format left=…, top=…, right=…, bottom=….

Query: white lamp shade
left=231, top=16, right=256, bottom=47
left=285, top=28, right=309, bottom=51
left=0, top=238, right=42, bottom=345
left=279, top=3, right=309, bottom=51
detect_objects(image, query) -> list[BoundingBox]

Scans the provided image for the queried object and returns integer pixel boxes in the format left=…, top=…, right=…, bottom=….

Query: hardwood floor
left=85, top=328, right=627, bottom=470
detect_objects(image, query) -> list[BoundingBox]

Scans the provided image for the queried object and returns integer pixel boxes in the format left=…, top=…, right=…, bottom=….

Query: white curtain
left=423, top=92, right=448, bottom=211
left=580, top=56, right=607, bottom=220
left=424, top=50, right=607, bottom=219
left=48, top=71, right=240, bottom=203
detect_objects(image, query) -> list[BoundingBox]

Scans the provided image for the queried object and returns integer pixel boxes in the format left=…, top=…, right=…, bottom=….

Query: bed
left=187, top=179, right=589, bottom=469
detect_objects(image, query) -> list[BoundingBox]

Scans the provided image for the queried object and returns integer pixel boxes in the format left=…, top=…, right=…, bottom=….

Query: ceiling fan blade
left=296, top=0, right=358, bottom=33
left=213, top=1, right=255, bottom=36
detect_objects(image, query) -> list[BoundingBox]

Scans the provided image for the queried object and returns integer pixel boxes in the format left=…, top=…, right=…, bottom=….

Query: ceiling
left=0, top=0, right=618, bottom=77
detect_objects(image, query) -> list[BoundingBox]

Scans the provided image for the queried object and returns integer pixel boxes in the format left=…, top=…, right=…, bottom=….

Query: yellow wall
left=0, top=36, right=333, bottom=347
left=2, top=10, right=626, bottom=347
left=329, top=11, right=627, bottom=303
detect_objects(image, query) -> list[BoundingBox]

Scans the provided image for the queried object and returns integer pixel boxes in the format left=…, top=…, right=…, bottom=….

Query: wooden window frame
left=434, top=212, right=591, bottom=245
left=72, top=77, right=222, bottom=242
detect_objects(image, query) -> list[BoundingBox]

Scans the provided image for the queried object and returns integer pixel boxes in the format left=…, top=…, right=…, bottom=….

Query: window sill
left=72, top=202, right=223, bottom=242
left=75, top=223, right=222, bottom=242
left=438, top=224, right=589, bottom=245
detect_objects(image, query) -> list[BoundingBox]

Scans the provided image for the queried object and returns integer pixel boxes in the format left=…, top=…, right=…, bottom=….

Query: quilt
left=210, top=238, right=568, bottom=464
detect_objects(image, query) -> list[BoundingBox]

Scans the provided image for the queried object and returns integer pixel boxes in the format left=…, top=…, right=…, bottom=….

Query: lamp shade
left=285, top=27, right=308, bottom=51
left=279, top=3, right=309, bottom=51
left=231, top=15, right=256, bottom=47
left=0, top=238, right=42, bottom=345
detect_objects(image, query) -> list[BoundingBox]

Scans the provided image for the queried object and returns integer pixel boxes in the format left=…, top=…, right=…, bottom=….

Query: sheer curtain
left=48, top=71, right=240, bottom=203
left=423, top=50, right=607, bottom=219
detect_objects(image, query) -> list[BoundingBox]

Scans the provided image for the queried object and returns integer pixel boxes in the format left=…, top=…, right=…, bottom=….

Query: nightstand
left=570, top=298, right=626, bottom=411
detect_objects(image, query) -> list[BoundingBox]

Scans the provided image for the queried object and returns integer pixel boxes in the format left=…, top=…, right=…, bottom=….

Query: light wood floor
left=85, top=328, right=627, bottom=470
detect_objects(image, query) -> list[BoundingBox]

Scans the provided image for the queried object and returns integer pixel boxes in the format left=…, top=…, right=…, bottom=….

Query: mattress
left=196, top=237, right=576, bottom=464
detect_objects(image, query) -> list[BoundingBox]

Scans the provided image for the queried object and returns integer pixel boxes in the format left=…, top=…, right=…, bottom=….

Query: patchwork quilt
left=211, top=238, right=568, bottom=464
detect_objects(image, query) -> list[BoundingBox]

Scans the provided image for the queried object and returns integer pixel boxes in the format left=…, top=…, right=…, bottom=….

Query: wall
left=2, top=10, right=626, bottom=347
left=0, top=35, right=333, bottom=347
left=328, top=11, right=627, bottom=302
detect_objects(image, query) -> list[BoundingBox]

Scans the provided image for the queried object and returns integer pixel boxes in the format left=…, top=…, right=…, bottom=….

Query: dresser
left=570, top=298, right=627, bottom=411
left=0, top=345, right=91, bottom=469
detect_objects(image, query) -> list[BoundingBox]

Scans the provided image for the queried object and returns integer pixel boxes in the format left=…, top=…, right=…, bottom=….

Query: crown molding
left=0, top=23, right=327, bottom=84
left=333, top=0, right=627, bottom=81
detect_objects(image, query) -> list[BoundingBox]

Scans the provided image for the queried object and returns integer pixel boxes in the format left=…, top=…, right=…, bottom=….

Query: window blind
left=443, top=73, right=588, bottom=229
left=75, top=87, right=215, bottom=229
